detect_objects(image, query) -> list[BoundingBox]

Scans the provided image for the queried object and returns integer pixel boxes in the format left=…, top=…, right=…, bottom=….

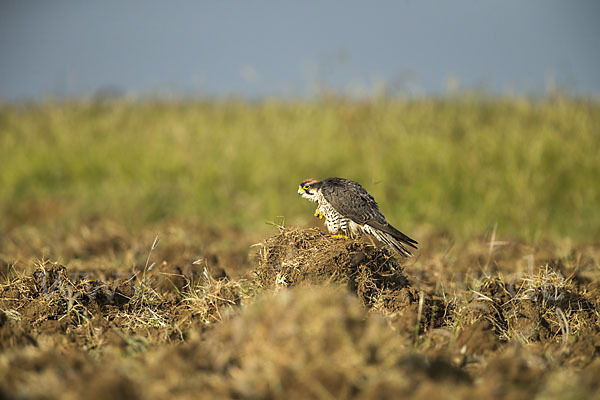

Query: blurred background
left=1, top=0, right=599, bottom=100
left=0, top=1, right=599, bottom=249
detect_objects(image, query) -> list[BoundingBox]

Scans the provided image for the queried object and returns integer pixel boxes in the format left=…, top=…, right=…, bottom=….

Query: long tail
left=365, top=220, right=418, bottom=257
left=378, top=231, right=415, bottom=257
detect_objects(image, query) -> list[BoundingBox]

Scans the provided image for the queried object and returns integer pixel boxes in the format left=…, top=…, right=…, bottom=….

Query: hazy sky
left=1, top=0, right=599, bottom=100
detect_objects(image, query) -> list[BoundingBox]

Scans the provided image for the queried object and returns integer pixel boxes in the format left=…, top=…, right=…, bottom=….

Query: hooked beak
left=298, top=188, right=304, bottom=195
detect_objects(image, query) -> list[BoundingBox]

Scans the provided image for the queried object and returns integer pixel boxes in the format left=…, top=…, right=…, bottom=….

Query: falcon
left=298, top=177, right=418, bottom=257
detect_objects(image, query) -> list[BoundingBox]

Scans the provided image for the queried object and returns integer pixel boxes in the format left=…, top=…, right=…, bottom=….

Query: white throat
left=300, top=192, right=318, bottom=202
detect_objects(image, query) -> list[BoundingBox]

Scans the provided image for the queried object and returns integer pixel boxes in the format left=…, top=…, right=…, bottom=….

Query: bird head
left=298, top=178, right=322, bottom=202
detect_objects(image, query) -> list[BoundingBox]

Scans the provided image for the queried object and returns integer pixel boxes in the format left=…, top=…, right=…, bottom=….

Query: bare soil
left=1, top=221, right=599, bottom=399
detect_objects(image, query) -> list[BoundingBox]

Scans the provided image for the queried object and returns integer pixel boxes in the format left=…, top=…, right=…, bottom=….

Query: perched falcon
left=298, top=177, right=418, bottom=257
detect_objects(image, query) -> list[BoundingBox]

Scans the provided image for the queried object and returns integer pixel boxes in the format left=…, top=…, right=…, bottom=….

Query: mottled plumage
left=298, top=177, right=418, bottom=257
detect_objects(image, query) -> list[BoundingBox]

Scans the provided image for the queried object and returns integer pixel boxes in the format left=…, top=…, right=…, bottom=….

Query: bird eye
left=303, top=184, right=310, bottom=190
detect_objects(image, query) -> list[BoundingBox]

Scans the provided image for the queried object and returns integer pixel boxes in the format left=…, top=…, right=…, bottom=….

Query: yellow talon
left=314, top=210, right=325, bottom=219
left=327, top=234, right=348, bottom=239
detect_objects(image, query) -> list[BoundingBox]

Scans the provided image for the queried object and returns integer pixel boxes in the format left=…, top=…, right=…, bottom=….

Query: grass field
left=1, top=95, right=599, bottom=399
left=1, top=95, right=599, bottom=239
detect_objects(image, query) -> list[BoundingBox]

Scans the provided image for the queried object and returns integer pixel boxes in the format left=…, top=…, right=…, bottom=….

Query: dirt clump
left=254, top=227, right=448, bottom=338
left=153, top=287, right=472, bottom=399
left=0, top=262, right=130, bottom=330
left=255, top=227, right=410, bottom=304
left=475, top=346, right=547, bottom=400
left=0, top=259, right=244, bottom=352
left=453, top=265, right=600, bottom=369
left=456, top=319, right=500, bottom=356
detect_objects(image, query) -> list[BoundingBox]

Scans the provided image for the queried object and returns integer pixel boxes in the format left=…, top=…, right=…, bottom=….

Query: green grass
left=1, top=95, right=599, bottom=241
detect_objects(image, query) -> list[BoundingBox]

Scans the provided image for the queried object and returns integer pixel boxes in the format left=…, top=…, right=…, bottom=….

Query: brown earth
left=1, top=221, right=599, bottom=399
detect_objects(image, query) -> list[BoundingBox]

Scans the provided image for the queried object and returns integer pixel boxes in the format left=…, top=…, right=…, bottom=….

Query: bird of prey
left=298, top=177, right=418, bottom=257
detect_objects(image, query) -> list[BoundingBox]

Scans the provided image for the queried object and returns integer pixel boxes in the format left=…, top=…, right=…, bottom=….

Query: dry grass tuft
left=181, top=268, right=245, bottom=326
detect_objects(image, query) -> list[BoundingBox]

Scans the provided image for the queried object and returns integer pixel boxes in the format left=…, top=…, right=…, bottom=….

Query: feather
left=319, top=177, right=418, bottom=256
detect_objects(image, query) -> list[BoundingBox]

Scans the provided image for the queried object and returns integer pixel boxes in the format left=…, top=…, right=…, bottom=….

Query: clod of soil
left=456, top=268, right=600, bottom=354
left=253, top=227, right=447, bottom=336
left=254, top=227, right=409, bottom=304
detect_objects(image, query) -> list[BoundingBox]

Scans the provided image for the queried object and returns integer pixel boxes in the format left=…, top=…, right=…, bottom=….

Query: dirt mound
left=255, top=227, right=409, bottom=297
left=254, top=227, right=448, bottom=337
left=151, top=287, right=471, bottom=399
left=0, top=261, right=132, bottom=350
left=0, top=260, right=243, bottom=351
left=454, top=266, right=600, bottom=368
